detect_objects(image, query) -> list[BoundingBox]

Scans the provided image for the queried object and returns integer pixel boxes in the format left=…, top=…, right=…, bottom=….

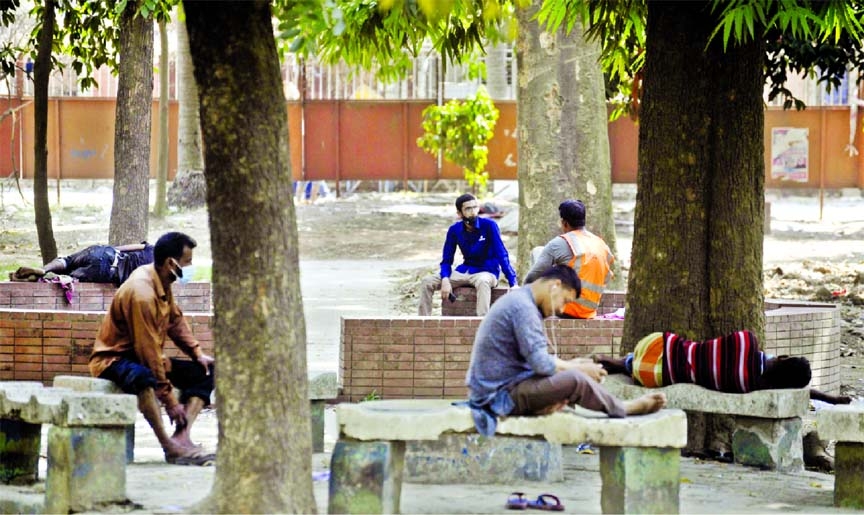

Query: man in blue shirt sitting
left=418, top=193, right=518, bottom=316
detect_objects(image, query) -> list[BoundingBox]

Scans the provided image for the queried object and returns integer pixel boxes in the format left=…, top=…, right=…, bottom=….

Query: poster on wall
left=771, top=127, right=809, bottom=182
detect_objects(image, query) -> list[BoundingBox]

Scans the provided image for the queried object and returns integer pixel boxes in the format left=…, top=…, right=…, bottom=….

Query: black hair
left=559, top=199, right=586, bottom=228
left=455, top=193, right=476, bottom=212
left=761, top=355, right=812, bottom=389
left=154, top=232, right=197, bottom=266
left=536, top=266, right=581, bottom=298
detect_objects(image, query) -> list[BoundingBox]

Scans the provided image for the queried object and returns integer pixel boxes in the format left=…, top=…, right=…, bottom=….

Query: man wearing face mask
left=89, top=232, right=215, bottom=465
left=418, top=193, right=518, bottom=316
left=465, top=266, right=666, bottom=435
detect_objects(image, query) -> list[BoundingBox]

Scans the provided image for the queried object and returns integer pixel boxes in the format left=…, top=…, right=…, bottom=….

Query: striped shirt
left=631, top=331, right=765, bottom=393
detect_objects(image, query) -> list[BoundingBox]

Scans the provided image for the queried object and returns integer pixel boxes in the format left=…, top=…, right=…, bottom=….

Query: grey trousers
left=508, top=369, right=627, bottom=418
left=418, top=270, right=499, bottom=316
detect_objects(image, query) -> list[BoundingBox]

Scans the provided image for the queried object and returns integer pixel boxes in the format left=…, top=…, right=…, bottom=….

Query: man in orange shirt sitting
left=89, top=232, right=215, bottom=465
left=524, top=199, right=614, bottom=318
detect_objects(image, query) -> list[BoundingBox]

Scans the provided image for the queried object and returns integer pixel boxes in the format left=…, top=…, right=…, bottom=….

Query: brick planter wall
left=441, top=287, right=627, bottom=317
left=0, top=281, right=211, bottom=312
left=0, top=309, right=213, bottom=383
left=341, top=300, right=840, bottom=402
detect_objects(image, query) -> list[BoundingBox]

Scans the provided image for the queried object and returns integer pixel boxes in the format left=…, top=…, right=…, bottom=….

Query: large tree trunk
left=168, top=9, right=207, bottom=210
left=622, top=1, right=765, bottom=351
left=153, top=18, right=169, bottom=218
left=108, top=1, right=153, bottom=245
left=184, top=1, right=315, bottom=512
left=515, top=3, right=619, bottom=285
left=33, top=0, right=57, bottom=264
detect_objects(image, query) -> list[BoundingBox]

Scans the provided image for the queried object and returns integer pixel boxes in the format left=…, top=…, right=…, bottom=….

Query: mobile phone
left=448, top=292, right=457, bottom=303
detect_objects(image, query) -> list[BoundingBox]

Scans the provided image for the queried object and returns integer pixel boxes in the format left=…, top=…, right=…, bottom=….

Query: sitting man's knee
left=421, top=275, right=440, bottom=289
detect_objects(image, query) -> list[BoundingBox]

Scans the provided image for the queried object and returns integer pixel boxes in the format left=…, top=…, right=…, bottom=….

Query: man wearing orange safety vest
left=523, top=199, right=614, bottom=319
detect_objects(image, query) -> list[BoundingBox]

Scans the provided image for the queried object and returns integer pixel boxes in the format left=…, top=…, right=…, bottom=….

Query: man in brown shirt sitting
left=89, top=232, right=215, bottom=465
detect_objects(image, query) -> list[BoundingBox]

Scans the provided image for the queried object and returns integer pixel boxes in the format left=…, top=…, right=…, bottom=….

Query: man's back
left=466, top=288, right=555, bottom=403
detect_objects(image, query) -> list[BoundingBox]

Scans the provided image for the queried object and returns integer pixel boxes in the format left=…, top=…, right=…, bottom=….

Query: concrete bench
left=328, top=399, right=687, bottom=514
left=816, top=405, right=864, bottom=508
left=603, top=374, right=809, bottom=472
left=0, top=380, right=137, bottom=513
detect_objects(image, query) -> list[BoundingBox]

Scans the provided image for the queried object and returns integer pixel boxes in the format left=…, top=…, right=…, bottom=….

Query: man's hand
left=571, top=360, right=607, bottom=383
left=197, top=354, right=214, bottom=375
left=167, top=403, right=188, bottom=428
left=440, top=278, right=452, bottom=301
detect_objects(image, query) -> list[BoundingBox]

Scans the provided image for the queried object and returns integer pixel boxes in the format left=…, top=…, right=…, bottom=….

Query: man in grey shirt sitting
left=465, top=266, right=665, bottom=435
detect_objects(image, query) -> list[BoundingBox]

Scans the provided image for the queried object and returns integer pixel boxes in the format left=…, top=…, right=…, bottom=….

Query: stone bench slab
left=817, top=405, right=864, bottom=442
left=0, top=386, right=136, bottom=427
left=336, top=399, right=687, bottom=448
left=308, top=371, right=338, bottom=400
left=603, top=374, right=809, bottom=418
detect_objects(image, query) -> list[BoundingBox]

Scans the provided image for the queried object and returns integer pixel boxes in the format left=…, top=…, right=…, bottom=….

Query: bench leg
left=0, top=420, right=41, bottom=484
left=600, top=446, right=680, bottom=514
left=732, top=416, right=803, bottom=472
left=311, top=400, right=325, bottom=453
left=834, top=442, right=864, bottom=509
left=328, top=439, right=405, bottom=514
left=45, top=426, right=128, bottom=514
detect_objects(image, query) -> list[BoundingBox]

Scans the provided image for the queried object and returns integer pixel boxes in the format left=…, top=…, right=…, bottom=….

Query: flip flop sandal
left=166, top=452, right=216, bottom=466
left=527, top=494, right=564, bottom=511
left=506, top=492, right=528, bottom=510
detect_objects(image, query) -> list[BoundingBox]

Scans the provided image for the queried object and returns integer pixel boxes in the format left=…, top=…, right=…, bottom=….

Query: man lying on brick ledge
left=465, top=265, right=666, bottom=436
left=89, top=231, right=216, bottom=466
left=595, top=330, right=853, bottom=471
left=10, top=241, right=154, bottom=285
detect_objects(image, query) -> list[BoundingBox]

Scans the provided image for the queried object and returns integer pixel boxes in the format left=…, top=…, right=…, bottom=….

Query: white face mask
left=176, top=265, right=195, bottom=285
left=171, top=260, right=194, bottom=285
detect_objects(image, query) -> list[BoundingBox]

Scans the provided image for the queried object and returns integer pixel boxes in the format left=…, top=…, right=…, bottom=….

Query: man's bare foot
left=623, top=392, right=666, bottom=415
left=170, top=433, right=201, bottom=449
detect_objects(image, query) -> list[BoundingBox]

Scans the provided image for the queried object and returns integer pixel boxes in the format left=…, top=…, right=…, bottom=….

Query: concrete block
left=732, top=416, right=803, bottom=472
left=58, top=392, right=137, bottom=427
left=311, top=400, right=325, bottom=453
left=816, top=405, right=864, bottom=443
left=833, top=442, right=864, bottom=509
left=405, top=433, right=563, bottom=483
left=0, top=419, right=41, bottom=484
left=329, top=440, right=405, bottom=514
left=309, top=371, right=338, bottom=400
left=600, top=446, right=680, bottom=514
left=337, top=399, right=687, bottom=448
left=52, top=375, right=123, bottom=394
left=45, top=425, right=128, bottom=514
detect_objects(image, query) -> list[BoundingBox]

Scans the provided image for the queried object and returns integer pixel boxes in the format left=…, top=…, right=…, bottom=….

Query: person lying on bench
left=89, top=232, right=215, bottom=466
left=594, top=331, right=851, bottom=404
left=10, top=242, right=154, bottom=286
left=465, top=266, right=666, bottom=435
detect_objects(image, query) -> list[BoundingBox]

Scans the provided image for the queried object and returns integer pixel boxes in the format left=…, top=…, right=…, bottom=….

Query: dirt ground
left=1, top=179, right=863, bottom=400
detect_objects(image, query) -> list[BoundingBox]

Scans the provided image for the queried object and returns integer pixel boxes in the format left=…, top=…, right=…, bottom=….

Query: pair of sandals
left=507, top=492, right=564, bottom=511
